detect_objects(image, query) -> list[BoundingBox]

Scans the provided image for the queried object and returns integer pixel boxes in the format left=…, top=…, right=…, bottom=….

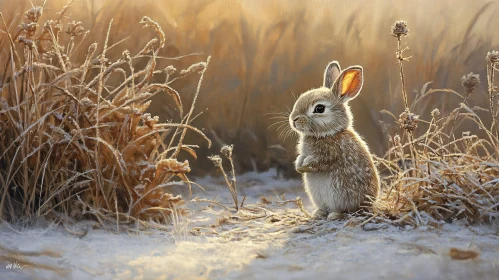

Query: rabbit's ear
left=334, top=66, right=363, bottom=101
left=323, top=61, right=341, bottom=89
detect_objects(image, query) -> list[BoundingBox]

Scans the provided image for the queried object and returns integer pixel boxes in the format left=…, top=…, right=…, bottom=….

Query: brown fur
left=299, top=130, right=379, bottom=207
left=289, top=61, right=380, bottom=219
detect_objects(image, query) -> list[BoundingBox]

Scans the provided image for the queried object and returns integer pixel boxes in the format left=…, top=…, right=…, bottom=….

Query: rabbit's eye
left=313, top=104, right=325, bottom=113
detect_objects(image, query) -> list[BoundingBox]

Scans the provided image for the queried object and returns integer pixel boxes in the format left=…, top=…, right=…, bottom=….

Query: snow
left=1, top=170, right=498, bottom=280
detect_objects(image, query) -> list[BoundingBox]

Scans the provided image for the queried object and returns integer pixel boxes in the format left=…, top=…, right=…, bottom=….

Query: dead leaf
left=260, top=196, right=271, bottom=204
left=448, top=248, right=479, bottom=260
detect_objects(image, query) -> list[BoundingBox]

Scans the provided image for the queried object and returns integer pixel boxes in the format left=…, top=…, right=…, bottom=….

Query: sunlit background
left=2, top=0, right=498, bottom=175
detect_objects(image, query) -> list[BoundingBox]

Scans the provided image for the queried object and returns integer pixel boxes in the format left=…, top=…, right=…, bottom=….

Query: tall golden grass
left=1, top=0, right=498, bottom=226
left=0, top=1, right=211, bottom=227
left=3, top=0, right=497, bottom=174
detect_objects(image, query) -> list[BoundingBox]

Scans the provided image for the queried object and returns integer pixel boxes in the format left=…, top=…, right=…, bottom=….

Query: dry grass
left=208, top=144, right=240, bottom=210
left=0, top=2, right=211, bottom=228
left=2, top=0, right=497, bottom=174
left=0, top=0, right=498, bottom=229
left=361, top=21, right=499, bottom=227
left=190, top=195, right=312, bottom=241
left=197, top=15, right=499, bottom=229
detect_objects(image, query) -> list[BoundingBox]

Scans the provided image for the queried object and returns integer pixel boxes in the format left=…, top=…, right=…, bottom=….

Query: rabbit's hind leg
left=312, top=208, right=329, bottom=220
left=327, top=212, right=344, bottom=221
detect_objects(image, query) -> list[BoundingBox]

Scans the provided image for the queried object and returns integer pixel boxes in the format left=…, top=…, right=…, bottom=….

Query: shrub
left=0, top=3, right=211, bottom=229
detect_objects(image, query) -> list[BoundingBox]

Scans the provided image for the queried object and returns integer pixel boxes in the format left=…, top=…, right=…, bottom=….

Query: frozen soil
left=1, top=171, right=499, bottom=280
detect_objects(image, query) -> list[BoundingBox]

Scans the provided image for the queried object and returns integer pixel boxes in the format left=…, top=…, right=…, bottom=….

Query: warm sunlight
left=0, top=0, right=498, bottom=279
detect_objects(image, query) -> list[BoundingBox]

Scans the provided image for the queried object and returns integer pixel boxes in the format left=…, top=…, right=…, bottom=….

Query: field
left=0, top=0, right=499, bottom=279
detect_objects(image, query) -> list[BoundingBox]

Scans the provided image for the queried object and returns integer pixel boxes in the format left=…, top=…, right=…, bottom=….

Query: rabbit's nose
left=292, top=117, right=299, bottom=127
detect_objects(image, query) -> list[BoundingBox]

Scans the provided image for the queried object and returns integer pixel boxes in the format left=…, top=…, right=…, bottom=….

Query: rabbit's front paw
left=296, top=165, right=315, bottom=174
left=302, top=155, right=315, bottom=166
left=295, top=155, right=305, bottom=168
left=296, top=155, right=317, bottom=173
left=295, top=155, right=306, bottom=173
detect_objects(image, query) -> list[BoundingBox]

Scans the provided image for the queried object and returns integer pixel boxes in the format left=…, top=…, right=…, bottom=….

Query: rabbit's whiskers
left=268, top=120, right=288, bottom=130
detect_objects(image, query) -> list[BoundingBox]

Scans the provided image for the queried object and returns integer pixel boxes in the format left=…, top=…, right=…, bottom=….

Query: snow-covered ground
left=1, top=170, right=499, bottom=280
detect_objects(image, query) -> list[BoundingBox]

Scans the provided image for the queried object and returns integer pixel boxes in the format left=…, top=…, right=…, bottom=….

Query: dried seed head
left=156, top=159, right=191, bottom=174
left=393, top=134, right=401, bottom=146
left=399, top=109, right=419, bottom=132
left=54, top=23, right=63, bottom=33
left=88, top=43, right=97, bottom=55
left=42, top=20, right=56, bottom=35
left=180, top=62, right=207, bottom=75
left=122, top=50, right=132, bottom=62
left=208, top=155, right=223, bottom=168
left=25, top=6, right=43, bottom=23
left=461, top=72, right=480, bottom=95
left=20, top=22, right=38, bottom=30
left=486, top=50, right=499, bottom=64
left=66, top=21, right=85, bottom=37
left=144, top=113, right=159, bottom=128
left=17, top=36, right=35, bottom=49
left=140, top=16, right=166, bottom=49
left=20, top=22, right=38, bottom=38
left=391, top=20, right=409, bottom=37
left=431, top=108, right=440, bottom=118
left=164, top=65, right=176, bottom=76
left=221, top=144, right=233, bottom=159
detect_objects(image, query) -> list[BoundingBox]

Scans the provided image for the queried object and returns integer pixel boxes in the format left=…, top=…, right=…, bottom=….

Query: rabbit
left=289, top=61, right=380, bottom=220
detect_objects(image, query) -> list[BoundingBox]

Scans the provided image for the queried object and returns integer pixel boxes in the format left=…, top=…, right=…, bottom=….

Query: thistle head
left=486, top=50, right=499, bottom=64
left=66, top=21, right=85, bottom=37
left=220, top=145, right=233, bottom=159
left=391, top=21, right=409, bottom=37
left=431, top=108, right=440, bottom=118
left=460, top=72, right=480, bottom=95
left=25, top=6, right=43, bottom=23
left=208, top=155, right=223, bottom=168
left=399, top=109, right=419, bottom=132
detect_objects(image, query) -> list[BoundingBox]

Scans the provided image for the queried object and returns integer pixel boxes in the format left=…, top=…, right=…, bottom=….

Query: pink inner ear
left=340, top=69, right=362, bottom=98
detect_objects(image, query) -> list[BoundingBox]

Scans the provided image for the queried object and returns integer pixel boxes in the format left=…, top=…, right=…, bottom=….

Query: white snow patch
left=1, top=171, right=498, bottom=280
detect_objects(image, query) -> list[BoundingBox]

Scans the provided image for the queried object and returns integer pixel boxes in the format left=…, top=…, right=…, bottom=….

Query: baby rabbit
left=289, top=61, right=380, bottom=220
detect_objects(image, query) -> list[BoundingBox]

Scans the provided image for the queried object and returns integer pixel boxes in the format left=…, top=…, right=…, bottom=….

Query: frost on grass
left=366, top=21, right=499, bottom=228
left=0, top=4, right=211, bottom=229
